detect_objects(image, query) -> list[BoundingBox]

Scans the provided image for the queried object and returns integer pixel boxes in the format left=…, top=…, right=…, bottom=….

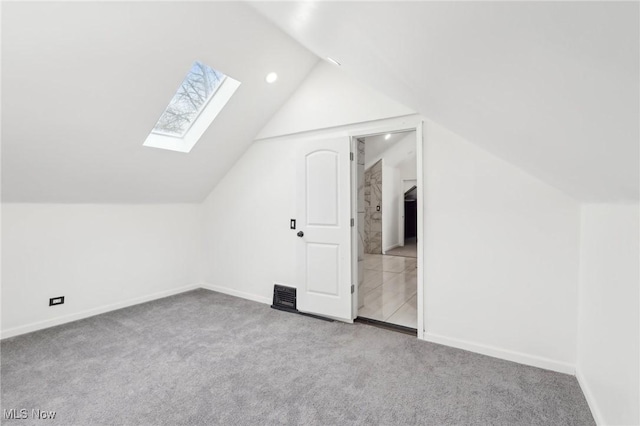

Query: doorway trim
left=349, top=120, right=425, bottom=339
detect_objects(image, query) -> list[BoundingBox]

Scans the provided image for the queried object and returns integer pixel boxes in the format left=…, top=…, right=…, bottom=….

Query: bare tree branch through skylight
left=152, top=61, right=226, bottom=138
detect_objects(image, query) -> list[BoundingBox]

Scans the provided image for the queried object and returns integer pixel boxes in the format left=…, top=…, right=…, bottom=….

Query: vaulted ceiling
left=364, top=132, right=415, bottom=169
left=3, top=2, right=638, bottom=204
left=251, top=1, right=639, bottom=202
left=2, top=2, right=317, bottom=202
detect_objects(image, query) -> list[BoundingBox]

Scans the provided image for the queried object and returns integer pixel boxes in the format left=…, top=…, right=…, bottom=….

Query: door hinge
left=350, top=152, right=354, bottom=161
left=351, top=285, right=355, bottom=294
left=350, top=218, right=354, bottom=227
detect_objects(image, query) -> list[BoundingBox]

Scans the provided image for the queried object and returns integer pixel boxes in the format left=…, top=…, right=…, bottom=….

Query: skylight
left=144, top=61, right=241, bottom=153
left=153, top=62, right=225, bottom=137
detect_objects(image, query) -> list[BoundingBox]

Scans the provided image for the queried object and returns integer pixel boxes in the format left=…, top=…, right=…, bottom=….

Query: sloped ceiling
left=1, top=2, right=318, bottom=202
left=256, top=61, right=415, bottom=139
left=251, top=1, right=640, bottom=202
left=364, top=132, right=414, bottom=168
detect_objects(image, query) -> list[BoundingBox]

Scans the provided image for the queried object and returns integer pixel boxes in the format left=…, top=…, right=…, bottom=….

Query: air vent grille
left=272, top=285, right=296, bottom=311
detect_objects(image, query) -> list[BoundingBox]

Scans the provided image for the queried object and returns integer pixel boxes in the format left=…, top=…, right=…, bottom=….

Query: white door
left=296, top=136, right=352, bottom=321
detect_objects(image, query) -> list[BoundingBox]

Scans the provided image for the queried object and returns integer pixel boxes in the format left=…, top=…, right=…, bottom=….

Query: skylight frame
left=143, top=61, right=241, bottom=153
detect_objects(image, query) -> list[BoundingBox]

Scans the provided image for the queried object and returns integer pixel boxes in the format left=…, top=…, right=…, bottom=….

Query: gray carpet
left=1, top=289, right=594, bottom=426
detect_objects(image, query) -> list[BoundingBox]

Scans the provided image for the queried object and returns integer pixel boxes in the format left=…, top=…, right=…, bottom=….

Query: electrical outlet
left=49, top=296, right=64, bottom=306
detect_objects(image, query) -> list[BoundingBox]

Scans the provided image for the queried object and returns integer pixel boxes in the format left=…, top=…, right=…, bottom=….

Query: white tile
left=379, top=256, right=412, bottom=273
left=357, top=305, right=385, bottom=322
left=386, top=295, right=418, bottom=329
left=376, top=274, right=417, bottom=300
left=403, top=258, right=417, bottom=271
left=383, top=271, right=417, bottom=288
left=362, top=270, right=398, bottom=291
left=360, top=288, right=411, bottom=320
left=358, top=252, right=417, bottom=327
left=363, top=254, right=385, bottom=270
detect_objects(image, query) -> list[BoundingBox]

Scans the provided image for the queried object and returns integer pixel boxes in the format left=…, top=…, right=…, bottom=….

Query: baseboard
left=199, top=284, right=353, bottom=323
left=200, top=283, right=271, bottom=305
left=1, top=284, right=200, bottom=340
left=2, top=285, right=577, bottom=379
left=382, top=243, right=400, bottom=254
left=3, top=283, right=272, bottom=340
left=575, top=367, right=603, bottom=425
left=422, top=332, right=575, bottom=375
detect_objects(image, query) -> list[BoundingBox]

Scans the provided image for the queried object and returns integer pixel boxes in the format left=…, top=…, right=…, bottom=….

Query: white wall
left=364, top=132, right=417, bottom=252
left=201, top=111, right=423, bottom=305
left=257, top=61, right=415, bottom=140
left=403, top=179, right=417, bottom=193
left=576, top=204, right=639, bottom=426
left=201, top=137, right=298, bottom=304
left=202, top=114, right=582, bottom=373
left=399, top=157, right=417, bottom=182
left=1, top=203, right=203, bottom=338
left=365, top=132, right=415, bottom=170
left=0, top=62, right=416, bottom=339
left=401, top=177, right=418, bottom=245
left=199, top=62, right=417, bottom=303
left=203, top=62, right=585, bottom=373
left=382, top=163, right=401, bottom=252
left=422, top=120, right=581, bottom=373
left=201, top=115, right=419, bottom=303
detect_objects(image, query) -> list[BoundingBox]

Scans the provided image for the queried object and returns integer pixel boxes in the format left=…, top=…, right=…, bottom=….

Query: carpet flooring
left=1, top=289, right=594, bottom=425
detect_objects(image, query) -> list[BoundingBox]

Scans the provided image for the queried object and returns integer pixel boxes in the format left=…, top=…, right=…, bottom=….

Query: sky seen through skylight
left=152, top=62, right=226, bottom=138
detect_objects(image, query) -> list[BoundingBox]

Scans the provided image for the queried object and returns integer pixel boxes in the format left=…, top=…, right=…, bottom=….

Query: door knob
left=297, top=231, right=304, bottom=237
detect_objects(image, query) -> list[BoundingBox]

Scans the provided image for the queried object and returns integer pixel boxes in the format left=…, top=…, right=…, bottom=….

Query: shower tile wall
left=357, top=138, right=365, bottom=309
left=364, top=159, right=382, bottom=254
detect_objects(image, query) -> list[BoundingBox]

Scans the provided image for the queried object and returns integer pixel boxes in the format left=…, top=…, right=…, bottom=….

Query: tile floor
left=358, top=253, right=417, bottom=329
left=384, top=238, right=417, bottom=258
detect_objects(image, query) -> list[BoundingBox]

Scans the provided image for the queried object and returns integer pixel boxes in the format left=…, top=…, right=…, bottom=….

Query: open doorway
left=353, top=130, right=418, bottom=331
left=386, top=182, right=418, bottom=258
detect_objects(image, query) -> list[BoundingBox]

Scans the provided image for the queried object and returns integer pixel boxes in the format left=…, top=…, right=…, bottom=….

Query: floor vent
left=271, top=285, right=334, bottom=322
left=272, top=284, right=297, bottom=312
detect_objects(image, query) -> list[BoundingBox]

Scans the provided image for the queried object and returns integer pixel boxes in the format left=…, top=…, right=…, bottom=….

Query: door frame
left=349, top=120, right=425, bottom=339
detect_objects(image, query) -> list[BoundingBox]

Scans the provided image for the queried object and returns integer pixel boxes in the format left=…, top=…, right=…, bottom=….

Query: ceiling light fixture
left=385, top=134, right=391, bottom=140
left=326, top=57, right=342, bottom=66
left=265, top=72, right=278, bottom=83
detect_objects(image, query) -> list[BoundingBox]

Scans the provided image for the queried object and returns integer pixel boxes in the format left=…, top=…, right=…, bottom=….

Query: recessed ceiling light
left=385, top=134, right=391, bottom=140
left=265, top=72, right=278, bottom=83
left=326, top=57, right=342, bottom=66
